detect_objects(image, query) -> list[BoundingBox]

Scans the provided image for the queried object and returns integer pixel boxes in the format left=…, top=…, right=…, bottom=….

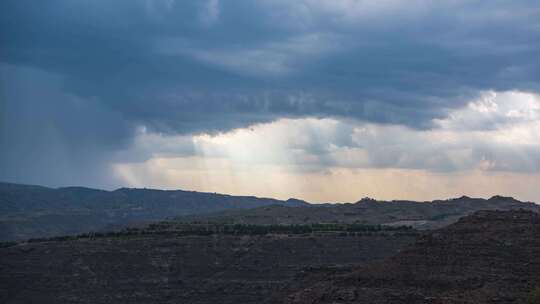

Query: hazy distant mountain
left=176, top=196, right=540, bottom=229
left=2, top=181, right=539, bottom=242
left=0, top=182, right=308, bottom=241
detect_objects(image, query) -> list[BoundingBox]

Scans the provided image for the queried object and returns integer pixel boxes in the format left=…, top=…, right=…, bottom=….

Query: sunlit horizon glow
left=114, top=160, right=540, bottom=203
left=112, top=90, right=540, bottom=203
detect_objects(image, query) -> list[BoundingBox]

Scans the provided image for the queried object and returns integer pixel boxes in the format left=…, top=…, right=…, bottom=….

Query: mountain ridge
left=2, top=181, right=539, bottom=241
left=175, top=194, right=540, bottom=230
left=0, top=181, right=308, bottom=241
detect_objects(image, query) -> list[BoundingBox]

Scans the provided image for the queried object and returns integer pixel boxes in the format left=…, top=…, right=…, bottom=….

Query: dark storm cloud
left=2, top=0, right=539, bottom=130
left=0, top=64, right=133, bottom=187
left=1, top=0, right=540, bottom=186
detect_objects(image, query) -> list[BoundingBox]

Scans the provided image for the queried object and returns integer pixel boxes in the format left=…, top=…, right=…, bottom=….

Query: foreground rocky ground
left=287, top=210, right=540, bottom=304
left=2, top=210, right=539, bottom=303
left=0, top=229, right=416, bottom=304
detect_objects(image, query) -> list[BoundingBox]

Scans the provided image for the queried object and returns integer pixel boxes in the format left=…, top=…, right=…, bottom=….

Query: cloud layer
left=2, top=1, right=540, bottom=130
left=1, top=0, right=540, bottom=199
left=112, top=90, right=540, bottom=201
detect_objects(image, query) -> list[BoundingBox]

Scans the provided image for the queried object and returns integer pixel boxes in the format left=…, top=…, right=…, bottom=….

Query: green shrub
left=528, top=287, right=540, bottom=304
left=0, top=241, right=18, bottom=248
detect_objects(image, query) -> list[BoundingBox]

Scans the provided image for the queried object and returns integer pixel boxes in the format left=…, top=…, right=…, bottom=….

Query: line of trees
left=147, top=222, right=414, bottom=235
left=14, top=223, right=414, bottom=245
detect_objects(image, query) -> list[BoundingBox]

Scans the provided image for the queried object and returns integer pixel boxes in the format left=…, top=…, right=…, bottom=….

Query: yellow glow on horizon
left=113, top=91, right=540, bottom=203
left=113, top=156, right=540, bottom=203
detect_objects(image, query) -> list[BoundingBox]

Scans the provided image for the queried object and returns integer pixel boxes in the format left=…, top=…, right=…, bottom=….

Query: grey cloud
left=2, top=0, right=539, bottom=132
left=0, top=64, right=132, bottom=188
left=293, top=121, right=540, bottom=174
left=1, top=0, right=540, bottom=186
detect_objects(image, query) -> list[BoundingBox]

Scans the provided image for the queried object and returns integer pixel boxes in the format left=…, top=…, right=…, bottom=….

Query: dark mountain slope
left=287, top=210, right=540, bottom=304
left=2, top=180, right=539, bottom=242
left=0, top=182, right=307, bottom=241
left=176, top=196, right=540, bottom=229
left=0, top=228, right=417, bottom=304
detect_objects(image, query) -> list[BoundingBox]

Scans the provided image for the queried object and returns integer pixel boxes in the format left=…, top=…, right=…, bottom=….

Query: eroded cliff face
left=287, top=210, right=540, bottom=304
left=0, top=231, right=416, bottom=304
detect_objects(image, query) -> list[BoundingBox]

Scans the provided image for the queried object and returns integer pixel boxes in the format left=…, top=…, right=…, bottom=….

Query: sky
left=1, top=0, right=540, bottom=203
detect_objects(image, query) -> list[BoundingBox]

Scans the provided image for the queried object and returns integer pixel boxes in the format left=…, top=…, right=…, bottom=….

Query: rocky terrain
left=287, top=210, right=540, bottom=304
left=177, top=196, right=540, bottom=230
left=0, top=227, right=417, bottom=304
left=2, top=206, right=539, bottom=303
left=0, top=182, right=307, bottom=241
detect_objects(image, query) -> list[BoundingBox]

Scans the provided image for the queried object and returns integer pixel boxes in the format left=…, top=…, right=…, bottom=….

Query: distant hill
left=176, top=196, right=540, bottom=229
left=2, top=181, right=539, bottom=242
left=0, top=182, right=308, bottom=241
